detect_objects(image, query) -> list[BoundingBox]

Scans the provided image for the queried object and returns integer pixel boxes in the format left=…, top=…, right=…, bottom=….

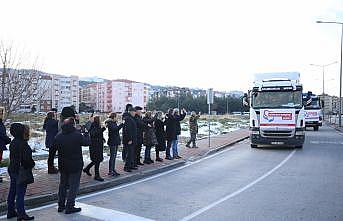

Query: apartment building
left=51, top=74, right=79, bottom=113
left=80, top=79, right=149, bottom=113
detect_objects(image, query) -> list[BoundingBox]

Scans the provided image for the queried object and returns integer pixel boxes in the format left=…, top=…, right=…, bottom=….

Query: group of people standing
left=0, top=104, right=201, bottom=220
left=121, top=104, right=190, bottom=172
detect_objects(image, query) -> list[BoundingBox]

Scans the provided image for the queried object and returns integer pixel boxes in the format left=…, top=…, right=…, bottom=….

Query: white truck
left=243, top=72, right=306, bottom=148
left=302, top=92, right=323, bottom=131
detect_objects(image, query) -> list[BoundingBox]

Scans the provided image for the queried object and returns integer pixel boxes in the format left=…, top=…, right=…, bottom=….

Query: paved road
left=2, top=125, right=343, bottom=221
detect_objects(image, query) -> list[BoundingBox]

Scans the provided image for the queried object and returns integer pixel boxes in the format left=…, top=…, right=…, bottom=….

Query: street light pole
left=226, top=94, right=229, bottom=115
left=316, top=20, right=343, bottom=127
left=310, top=61, right=337, bottom=95
left=340, top=24, right=343, bottom=127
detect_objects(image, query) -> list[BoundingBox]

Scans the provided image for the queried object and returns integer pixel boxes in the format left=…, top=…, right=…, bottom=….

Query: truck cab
left=243, top=72, right=305, bottom=148
left=302, top=92, right=323, bottom=131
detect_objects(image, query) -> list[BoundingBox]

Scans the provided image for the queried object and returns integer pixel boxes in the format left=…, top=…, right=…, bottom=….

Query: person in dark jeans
left=0, top=107, right=11, bottom=183
left=83, top=116, right=106, bottom=182
left=122, top=107, right=138, bottom=172
left=53, top=117, right=90, bottom=214
left=173, top=108, right=187, bottom=159
left=44, top=111, right=59, bottom=174
left=134, top=106, right=145, bottom=166
left=105, top=113, right=123, bottom=176
left=7, top=123, right=35, bottom=220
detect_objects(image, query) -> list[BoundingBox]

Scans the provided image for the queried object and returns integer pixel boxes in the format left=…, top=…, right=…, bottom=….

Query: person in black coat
left=121, top=103, right=133, bottom=161
left=43, top=111, right=59, bottom=174
left=7, top=123, right=35, bottom=220
left=134, top=106, right=145, bottom=166
left=122, top=107, right=138, bottom=172
left=143, top=111, right=157, bottom=164
left=0, top=107, right=11, bottom=183
left=53, top=117, right=90, bottom=214
left=83, top=116, right=106, bottom=182
left=105, top=113, right=123, bottom=176
left=165, top=108, right=186, bottom=160
left=154, top=111, right=166, bottom=162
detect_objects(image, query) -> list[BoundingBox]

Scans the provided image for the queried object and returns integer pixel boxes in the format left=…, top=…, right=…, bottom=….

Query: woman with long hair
left=143, top=111, right=157, bottom=164
left=83, top=116, right=106, bottom=182
left=154, top=111, right=166, bottom=162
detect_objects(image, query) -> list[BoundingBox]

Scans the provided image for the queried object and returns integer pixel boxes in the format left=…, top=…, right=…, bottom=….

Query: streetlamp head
left=316, top=21, right=323, bottom=23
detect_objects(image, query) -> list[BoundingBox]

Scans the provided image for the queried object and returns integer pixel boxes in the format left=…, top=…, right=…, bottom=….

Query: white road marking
left=179, top=149, right=297, bottom=221
left=75, top=202, right=154, bottom=221
left=310, top=141, right=343, bottom=145
left=0, top=141, right=243, bottom=219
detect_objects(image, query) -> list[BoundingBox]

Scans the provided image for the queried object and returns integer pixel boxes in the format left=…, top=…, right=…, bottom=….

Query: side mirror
left=242, top=93, right=249, bottom=107
left=321, top=100, right=325, bottom=108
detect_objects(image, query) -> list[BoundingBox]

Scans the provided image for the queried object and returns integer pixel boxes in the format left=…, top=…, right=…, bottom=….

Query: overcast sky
left=1, top=0, right=343, bottom=95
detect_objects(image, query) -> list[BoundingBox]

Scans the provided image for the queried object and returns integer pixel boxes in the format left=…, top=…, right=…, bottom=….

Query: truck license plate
left=271, top=142, right=284, bottom=145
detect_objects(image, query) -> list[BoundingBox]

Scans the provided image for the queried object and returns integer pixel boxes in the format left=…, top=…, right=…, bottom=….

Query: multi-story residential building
left=51, top=74, right=79, bottom=113
left=80, top=79, right=149, bottom=113
left=104, top=79, right=148, bottom=112
left=80, top=82, right=98, bottom=110
left=37, top=74, right=53, bottom=112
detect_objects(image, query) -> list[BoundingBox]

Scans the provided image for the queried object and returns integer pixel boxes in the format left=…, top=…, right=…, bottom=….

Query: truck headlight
left=295, top=130, right=305, bottom=136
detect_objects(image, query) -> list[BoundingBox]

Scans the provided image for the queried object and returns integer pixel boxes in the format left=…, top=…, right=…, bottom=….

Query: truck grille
left=261, top=130, right=293, bottom=138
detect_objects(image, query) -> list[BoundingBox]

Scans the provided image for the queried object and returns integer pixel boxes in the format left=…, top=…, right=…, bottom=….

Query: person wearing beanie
left=58, top=106, right=76, bottom=132
left=7, top=123, right=35, bottom=220
left=53, top=117, right=91, bottom=214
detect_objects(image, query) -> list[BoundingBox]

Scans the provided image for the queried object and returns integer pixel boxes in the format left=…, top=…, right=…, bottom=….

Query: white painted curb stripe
left=76, top=202, right=154, bottom=221
left=179, top=149, right=297, bottom=221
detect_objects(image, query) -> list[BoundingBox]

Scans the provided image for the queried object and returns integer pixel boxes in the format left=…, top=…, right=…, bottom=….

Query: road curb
left=187, top=135, right=249, bottom=162
left=324, top=122, right=343, bottom=135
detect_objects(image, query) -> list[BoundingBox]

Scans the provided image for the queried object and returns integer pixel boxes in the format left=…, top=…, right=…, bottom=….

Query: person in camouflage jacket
left=186, top=111, right=200, bottom=148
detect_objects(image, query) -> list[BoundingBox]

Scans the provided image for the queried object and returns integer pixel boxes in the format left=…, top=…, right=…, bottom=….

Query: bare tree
left=0, top=41, right=47, bottom=118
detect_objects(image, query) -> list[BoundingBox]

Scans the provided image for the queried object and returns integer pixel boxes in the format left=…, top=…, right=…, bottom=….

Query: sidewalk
left=324, top=121, right=343, bottom=133
left=0, top=129, right=249, bottom=213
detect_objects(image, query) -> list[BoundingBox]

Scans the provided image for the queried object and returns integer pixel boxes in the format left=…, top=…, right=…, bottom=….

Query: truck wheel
left=251, top=144, right=258, bottom=148
left=314, top=126, right=319, bottom=131
left=295, top=145, right=303, bottom=149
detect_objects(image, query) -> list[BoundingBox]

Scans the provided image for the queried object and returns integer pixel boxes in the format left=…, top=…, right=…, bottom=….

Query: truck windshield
left=306, top=98, right=321, bottom=109
left=252, top=90, right=303, bottom=109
